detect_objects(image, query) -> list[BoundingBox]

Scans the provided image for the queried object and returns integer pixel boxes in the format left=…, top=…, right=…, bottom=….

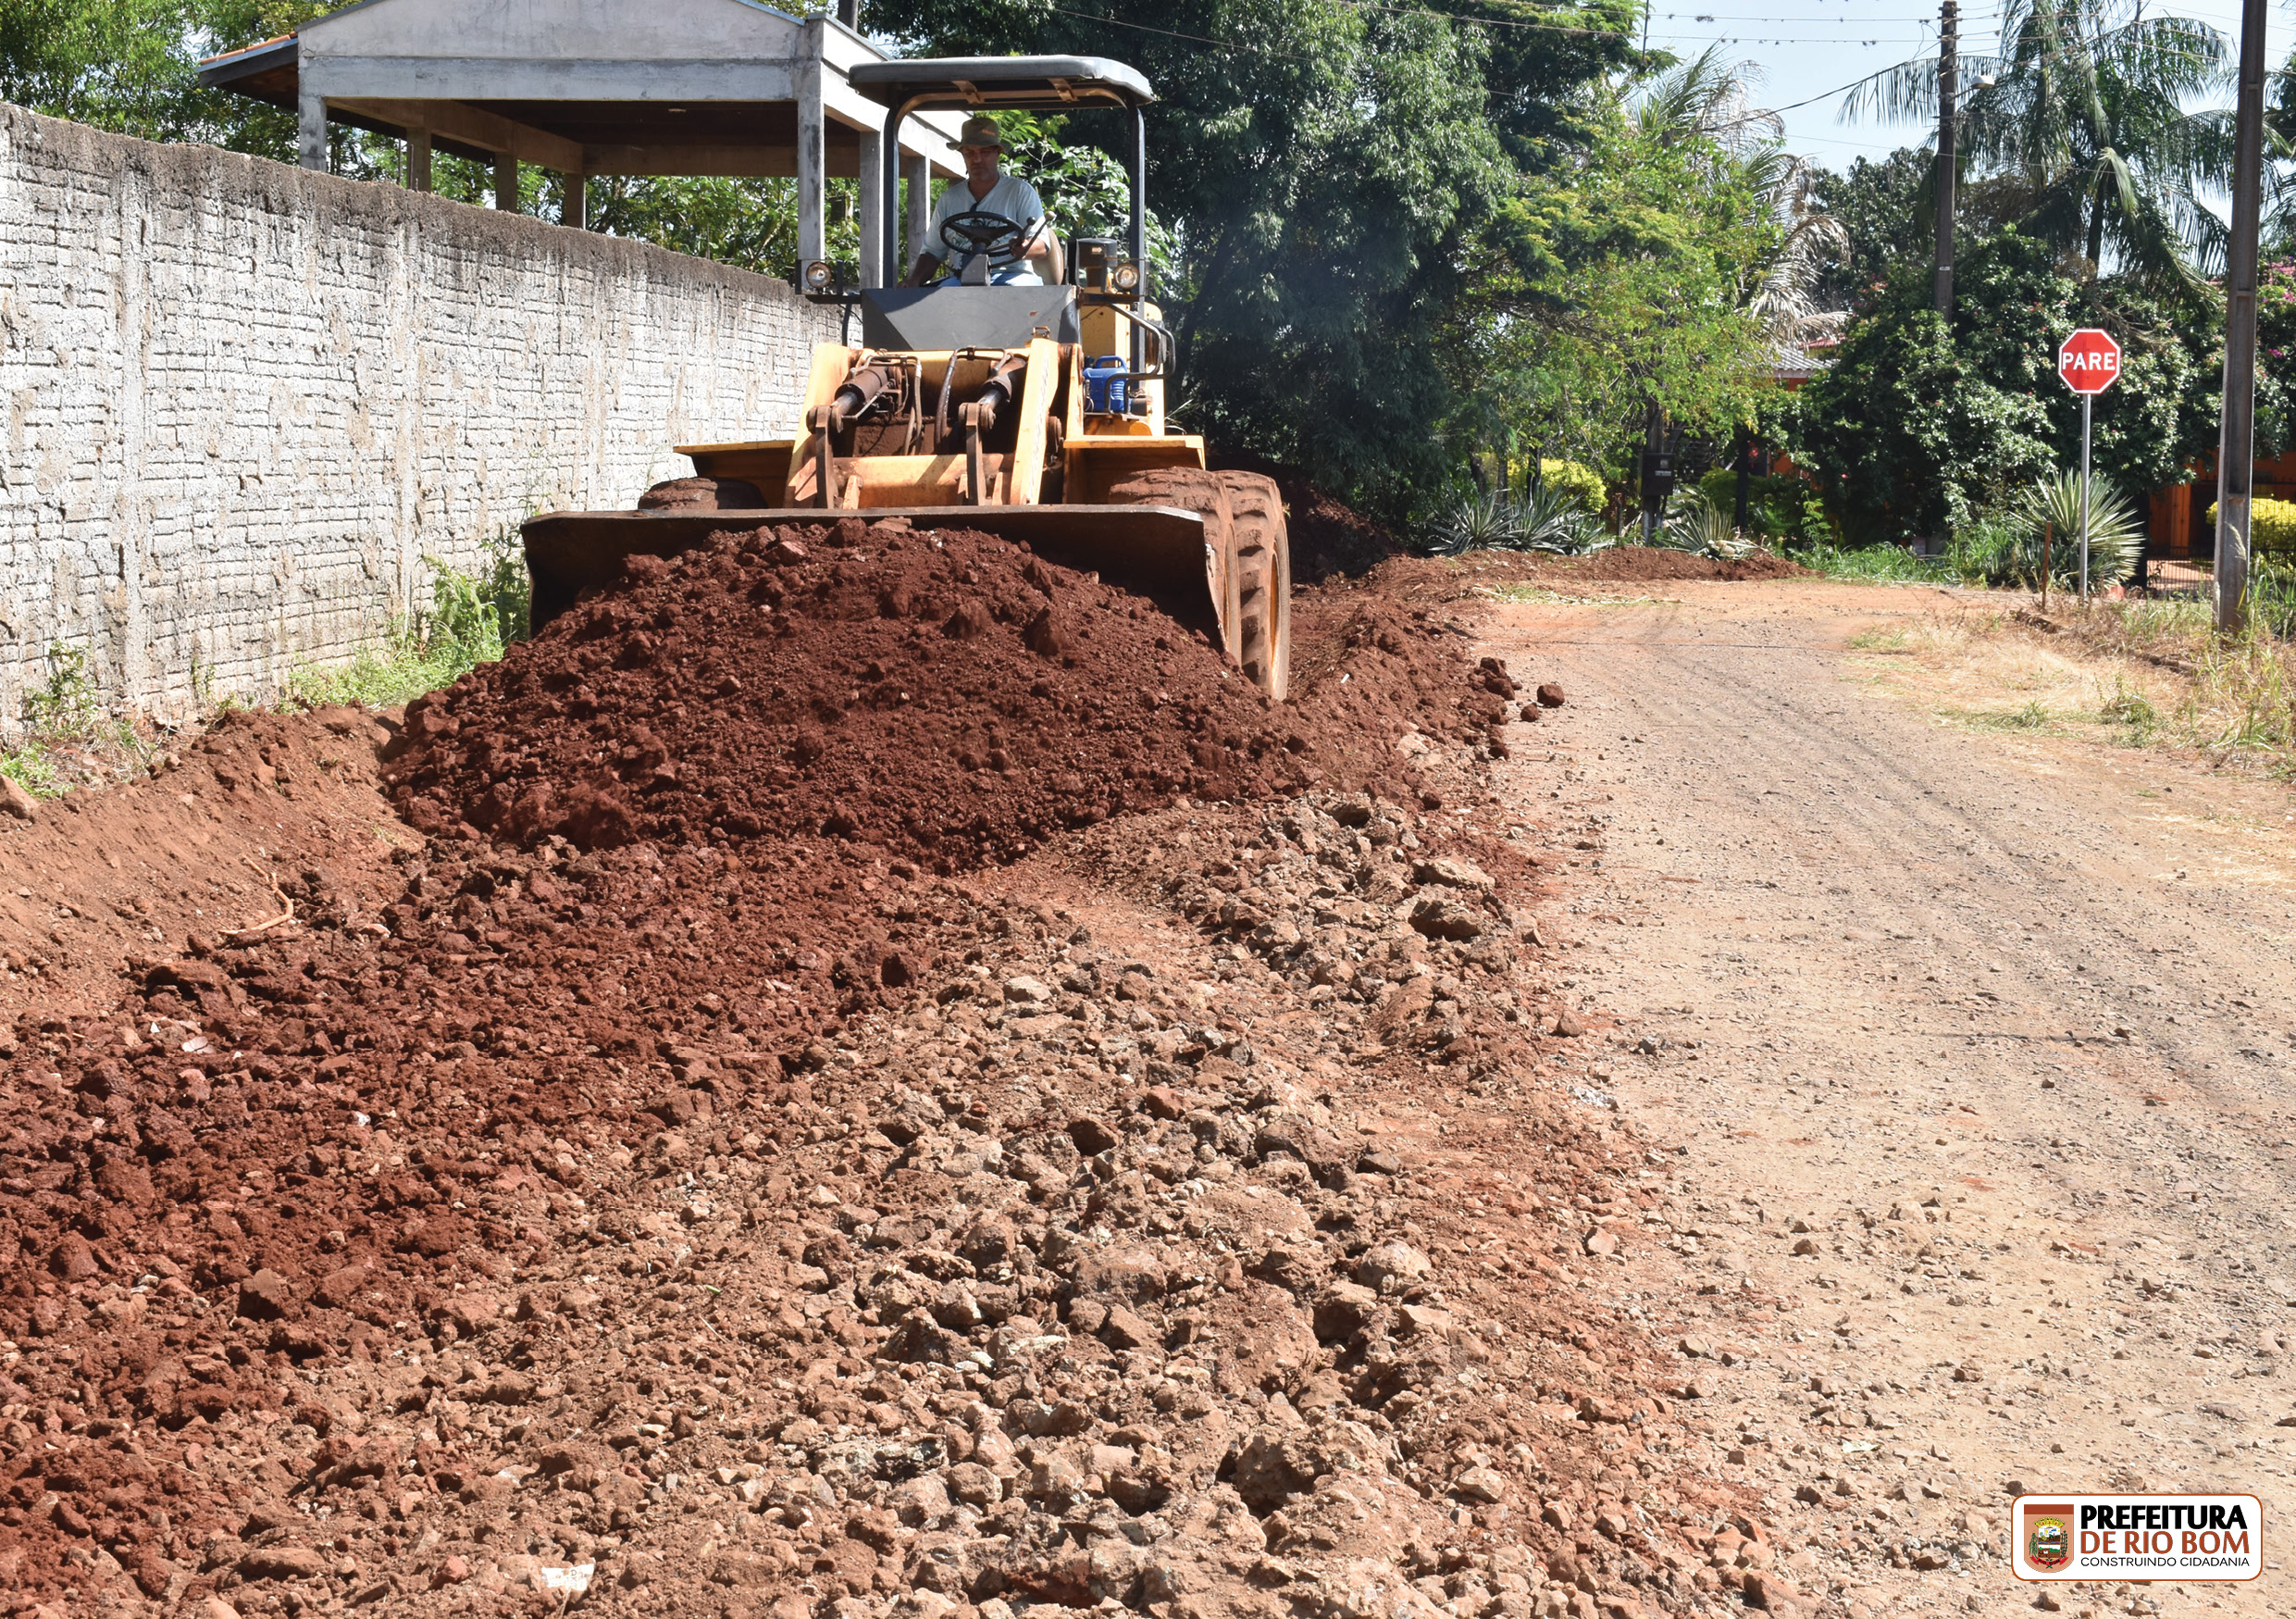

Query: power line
left=1060, top=0, right=1997, bottom=50
left=1042, top=6, right=1328, bottom=58
left=1653, top=7, right=2004, bottom=19
left=1767, top=64, right=1917, bottom=115
left=1047, top=0, right=2218, bottom=123
left=1351, top=0, right=1991, bottom=40
left=1658, top=34, right=1931, bottom=44
left=1336, top=0, right=1664, bottom=39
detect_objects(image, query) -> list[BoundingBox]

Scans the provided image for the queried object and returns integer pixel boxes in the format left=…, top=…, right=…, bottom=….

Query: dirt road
left=1476, top=579, right=2296, bottom=1617
left=22, top=549, right=2296, bottom=1619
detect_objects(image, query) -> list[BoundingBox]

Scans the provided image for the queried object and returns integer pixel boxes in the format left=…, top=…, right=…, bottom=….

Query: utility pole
left=2215, top=0, right=2267, bottom=635
left=1934, top=0, right=1958, bottom=316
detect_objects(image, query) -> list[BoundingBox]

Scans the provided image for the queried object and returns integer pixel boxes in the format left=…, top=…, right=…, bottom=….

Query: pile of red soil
left=0, top=517, right=1575, bottom=1611
left=387, top=518, right=1496, bottom=872
left=0, top=706, right=405, bottom=1021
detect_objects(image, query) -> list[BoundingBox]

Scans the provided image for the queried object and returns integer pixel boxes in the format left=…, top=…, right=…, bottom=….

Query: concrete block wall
left=0, top=103, right=838, bottom=729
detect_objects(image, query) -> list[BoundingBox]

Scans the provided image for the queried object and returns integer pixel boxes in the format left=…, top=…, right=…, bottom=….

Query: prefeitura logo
left=2011, top=1493, right=2263, bottom=1583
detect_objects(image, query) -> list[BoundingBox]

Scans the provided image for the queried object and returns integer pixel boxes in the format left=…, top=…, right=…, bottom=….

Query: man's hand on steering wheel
left=939, top=210, right=1030, bottom=269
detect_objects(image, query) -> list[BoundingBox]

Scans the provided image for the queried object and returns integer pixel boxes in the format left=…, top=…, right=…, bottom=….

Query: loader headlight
left=803, top=259, right=836, bottom=292
left=1111, top=260, right=1142, bottom=293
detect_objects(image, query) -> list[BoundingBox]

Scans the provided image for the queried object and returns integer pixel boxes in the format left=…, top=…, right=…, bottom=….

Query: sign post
left=2058, top=329, right=2122, bottom=601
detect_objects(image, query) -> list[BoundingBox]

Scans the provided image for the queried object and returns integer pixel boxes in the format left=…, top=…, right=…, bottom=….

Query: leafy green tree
left=1810, top=148, right=1932, bottom=305
left=0, top=1, right=415, bottom=163
left=1457, top=50, right=1818, bottom=502
left=999, top=109, right=1178, bottom=276
left=0, top=0, right=211, bottom=138
left=1844, top=0, right=2236, bottom=282
left=588, top=177, right=811, bottom=277
left=1438, top=0, right=1644, bottom=168
left=1791, top=226, right=2233, bottom=542
left=867, top=0, right=1577, bottom=510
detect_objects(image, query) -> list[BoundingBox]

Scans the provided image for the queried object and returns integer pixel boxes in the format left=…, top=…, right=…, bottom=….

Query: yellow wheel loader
left=520, top=56, right=1290, bottom=698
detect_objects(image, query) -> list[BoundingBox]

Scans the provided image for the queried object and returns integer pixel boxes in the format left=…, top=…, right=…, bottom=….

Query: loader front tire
left=1108, top=468, right=1290, bottom=701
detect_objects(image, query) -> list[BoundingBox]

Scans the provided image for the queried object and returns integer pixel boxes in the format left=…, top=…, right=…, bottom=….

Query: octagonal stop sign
left=2059, top=328, right=2122, bottom=393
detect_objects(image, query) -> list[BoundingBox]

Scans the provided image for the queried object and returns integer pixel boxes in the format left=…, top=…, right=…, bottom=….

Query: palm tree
left=1633, top=49, right=1849, bottom=339
left=1843, top=0, right=2235, bottom=281
left=1622, top=51, right=1849, bottom=534
left=1632, top=44, right=1781, bottom=152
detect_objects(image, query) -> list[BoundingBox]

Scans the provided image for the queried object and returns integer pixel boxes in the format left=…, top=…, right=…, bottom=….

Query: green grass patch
left=292, top=541, right=530, bottom=710
left=2099, top=677, right=2161, bottom=745
left=1786, top=542, right=1959, bottom=585
left=1947, top=699, right=2061, bottom=734
left=1846, top=626, right=1915, bottom=653
left=0, top=644, right=158, bottom=799
left=0, top=741, right=62, bottom=796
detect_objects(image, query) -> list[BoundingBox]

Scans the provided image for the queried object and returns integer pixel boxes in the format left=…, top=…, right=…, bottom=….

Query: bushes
left=1951, top=475, right=2143, bottom=588
left=1694, top=467, right=1831, bottom=543
left=1536, top=459, right=1607, bottom=517
left=2203, top=497, right=2296, bottom=554
left=1789, top=542, right=1955, bottom=583
left=1784, top=229, right=2234, bottom=544
left=2252, top=559, right=2296, bottom=638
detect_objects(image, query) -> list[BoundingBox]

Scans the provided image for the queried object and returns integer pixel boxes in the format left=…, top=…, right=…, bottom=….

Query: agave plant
left=1426, top=485, right=1605, bottom=556
left=1513, top=484, right=1607, bottom=554
left=1658, top=493, right=1755, bottom=560
left=1426, top=490, right=1522, bottom=556
left=2007, top=472, right=2143, bottom=587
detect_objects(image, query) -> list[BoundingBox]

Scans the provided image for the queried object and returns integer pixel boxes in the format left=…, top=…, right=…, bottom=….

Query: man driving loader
left=900, top=115, right=1066, bottom=287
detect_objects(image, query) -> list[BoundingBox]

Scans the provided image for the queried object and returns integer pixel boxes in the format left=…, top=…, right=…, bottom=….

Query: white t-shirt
left=926, top=172, right=1049, bottom=269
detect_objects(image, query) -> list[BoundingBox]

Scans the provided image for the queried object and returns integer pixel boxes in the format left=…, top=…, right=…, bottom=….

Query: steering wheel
left=940, top=210, right=1030, bottom=268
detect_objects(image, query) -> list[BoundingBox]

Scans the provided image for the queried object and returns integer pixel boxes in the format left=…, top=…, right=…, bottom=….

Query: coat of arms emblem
left=2023, top=1503, right=2074, bottom=1573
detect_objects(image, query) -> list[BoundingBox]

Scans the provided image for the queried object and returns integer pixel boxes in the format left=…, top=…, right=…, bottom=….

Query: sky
left=1631, top=0, right=2296, bottom=176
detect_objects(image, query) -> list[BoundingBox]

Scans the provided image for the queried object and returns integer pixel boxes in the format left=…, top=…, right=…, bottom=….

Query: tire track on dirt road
left=1477, top=582, right=2296, bottom=1618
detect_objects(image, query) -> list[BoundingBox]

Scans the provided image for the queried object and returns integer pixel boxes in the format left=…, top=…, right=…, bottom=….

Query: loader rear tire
left=1107, top=468, right=1290, bottom=700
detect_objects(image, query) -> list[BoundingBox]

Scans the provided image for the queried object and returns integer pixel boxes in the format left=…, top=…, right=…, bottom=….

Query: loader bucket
left=522, top=504, right=1215, bottom=636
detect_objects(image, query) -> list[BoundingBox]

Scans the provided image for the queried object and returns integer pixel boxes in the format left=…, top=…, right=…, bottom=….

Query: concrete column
left=494, top=152, right=518, bottom=213
left=796, top=20, right=825, bottom=268
left=857, top=133, right=882, bottom=288
left=297, top=79, right=328, bottom=172
left=406, top=129, right=431, bottom=193
left=565, top=172, right=587, bottom=230
left=904, top=151, right=931, bottom=276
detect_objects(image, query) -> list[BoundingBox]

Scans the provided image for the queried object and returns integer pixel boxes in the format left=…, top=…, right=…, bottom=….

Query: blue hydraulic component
left=1083, top=354, right=1128, bottom=415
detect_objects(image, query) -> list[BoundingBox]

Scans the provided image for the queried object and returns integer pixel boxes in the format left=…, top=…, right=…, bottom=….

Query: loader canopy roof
left=848, top=56, right=1154, bottom=114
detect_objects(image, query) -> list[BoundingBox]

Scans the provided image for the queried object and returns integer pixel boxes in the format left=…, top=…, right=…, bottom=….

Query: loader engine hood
left=861, top=286, right=1081, bottom=352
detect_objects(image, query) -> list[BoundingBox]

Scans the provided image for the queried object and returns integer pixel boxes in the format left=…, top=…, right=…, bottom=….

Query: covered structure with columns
left=196, top=0, right=964, bottom=286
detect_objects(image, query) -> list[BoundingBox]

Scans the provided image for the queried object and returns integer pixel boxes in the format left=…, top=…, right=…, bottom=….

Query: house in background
left=2147, top=455, right=2296, bottom=564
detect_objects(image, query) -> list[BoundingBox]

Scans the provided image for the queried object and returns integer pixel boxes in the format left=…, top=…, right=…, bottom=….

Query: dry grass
left=1843, top=592, right=2296, bottom=774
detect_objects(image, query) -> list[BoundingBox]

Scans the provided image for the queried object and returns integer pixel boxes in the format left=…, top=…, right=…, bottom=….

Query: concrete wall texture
left=0, top=102, right=837, bottom=729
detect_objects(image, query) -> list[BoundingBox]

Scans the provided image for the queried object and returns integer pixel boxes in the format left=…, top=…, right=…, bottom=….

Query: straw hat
left=949, top=116, right=1004, bottom=151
